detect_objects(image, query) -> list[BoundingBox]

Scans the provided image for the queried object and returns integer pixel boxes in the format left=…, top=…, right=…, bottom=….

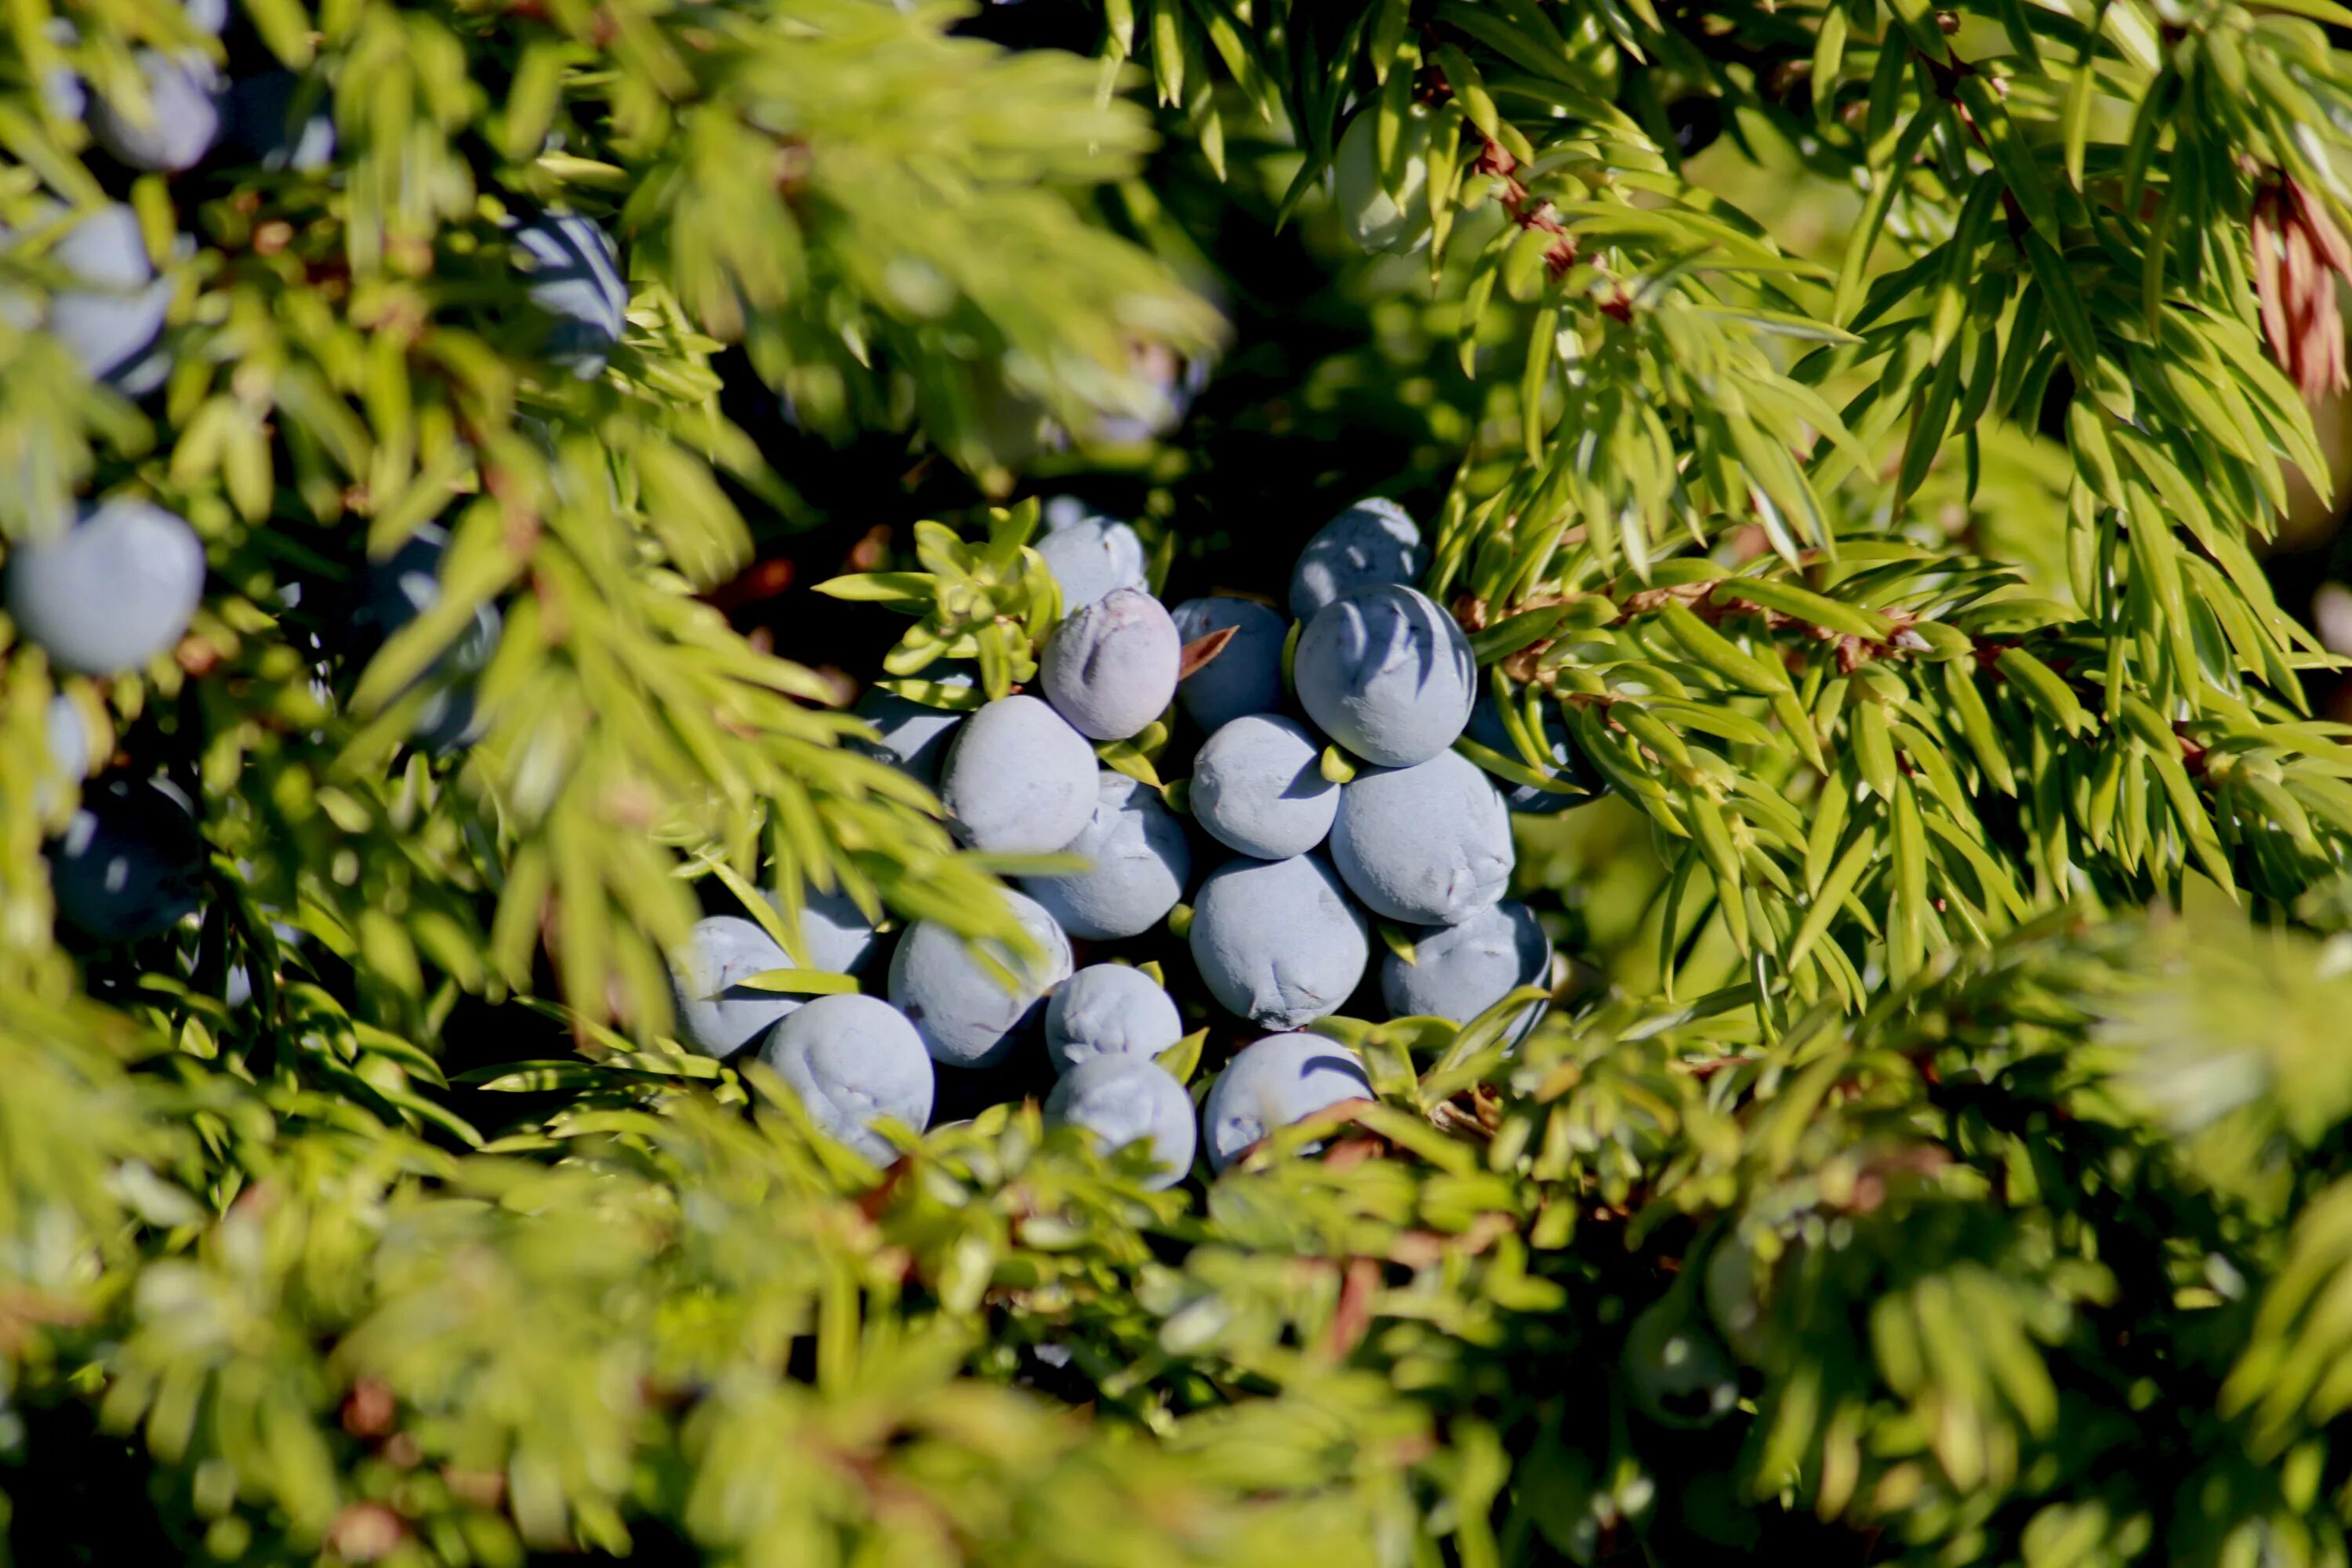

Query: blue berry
left=5, top=498, right=204, bottom=676
left=670, top=915, right=798, bottom=1056
left=1200, top=1033, right=1372, bottom=1172
left=1294, top=584, right=1475, bottom=768
left=514, top=213, right=626, bottom=377
left=1288, top=498, right=1428, bottom=621
left=88, top=49, right=222, bottom=172
left=764, top=886, right=881, bottom=975
left=1046, top=1054, right=1196, bottom=1189
left=1168, top=596, right=1287, bottom=734
left=33, top=16, right=84, bottom=127
left=852, top=671, right=972, bottom=787
left=1044, top=964, right=1183, bottom=1073
left=43, top=692, right=93, bottom=786
left=887, top=891, right=1073, bottom=1069
left=1035, top=516, right=1147, bottom=609
left=50, top=778, right=205, bottom=942
left=354, top=523, right=501, bottom=752
left=41, top=60, right=84, bottom=123
left=1381, top=899, right=1551, bottom=1033
left=1330, top=750, right=1513, bottom=925
left=222, top=71, right=336, bottom=172
left=1041, top=588, right=1181, bottom=741
left=761, top=994, right=935, bottom=1165
left=1040, top=495, right=1098, bottom=534
left=1189, top=854, right=1367, bottom=1029
left=938, top=695, right=1099, bottom=854
left=1022, top=771, right=1191, bottom=940
left=34, top=692, right=101, bottom=816
left=1190, top=713, right=1338, bottom=861
left=42, top=204, right=173, bottom=390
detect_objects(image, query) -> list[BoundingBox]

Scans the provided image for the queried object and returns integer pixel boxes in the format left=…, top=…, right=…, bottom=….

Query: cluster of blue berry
left=673, top=499, right=1603, bottom=1189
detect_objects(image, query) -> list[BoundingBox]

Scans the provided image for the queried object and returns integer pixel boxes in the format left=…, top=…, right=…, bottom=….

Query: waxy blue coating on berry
left=1022, top=771, right=1191, bottom=941
left=1200, top=1033, right=1372, bottom=1172
left=761, top=994, right=935, bottom=1165
left=514, top=213, right=626, bottom=376
left=1188, top=854, right=1368, bottom=1029
left=937, top=695, right=1099, bottom=854
left=763, top=886, right=882, bottom=975
left=43, top=204, right=174, bottom=388
left=1330, top=750, right=1514, bottom=926
left=354, top=522, right=501, bottom=752
left=1044, top=964, right=1183, bottom=1073
left=1294, top=584, right=1475, bottom=768
left=887, top=891, right=1073, bottom=1069
left=1381, top=899, right=1551, bottom=1033
left=1034, top=517, right=1148, bottom=609
left=1168, top=596, right=1287, bottom=735
left=42, top=693, right=93, bottom=800
left=5, top=498, right=204, bottom=676
left=88, top=49, right=221, bottom=172
left=1190, top=713, right=1338, bottom=861
left=1287, top=498, right=1428, bottom=621
left=670, top=915, right=799, bottom=1056
left=1040, top=587, right=1180, bottom=742
left=1045, top=1054, right=1196, bottom=1189
left=852, top=670, right=973, bottom=787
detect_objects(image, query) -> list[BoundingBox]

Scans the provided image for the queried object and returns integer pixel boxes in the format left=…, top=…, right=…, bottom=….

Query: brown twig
left=1475, top=139, right=1580, bottom=278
